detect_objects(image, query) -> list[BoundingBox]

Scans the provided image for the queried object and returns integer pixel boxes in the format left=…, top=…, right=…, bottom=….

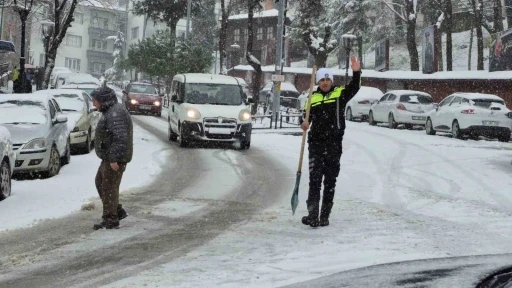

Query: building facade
left=29, top=1, right=126, bottom=78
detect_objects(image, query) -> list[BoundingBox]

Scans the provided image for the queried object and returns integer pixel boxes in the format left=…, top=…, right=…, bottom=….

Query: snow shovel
left=291, top=65, right=317, bottom=215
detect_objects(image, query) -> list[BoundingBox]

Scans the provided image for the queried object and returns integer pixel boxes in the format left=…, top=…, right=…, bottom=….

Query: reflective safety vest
left=304, top=87, right=344, bottom=109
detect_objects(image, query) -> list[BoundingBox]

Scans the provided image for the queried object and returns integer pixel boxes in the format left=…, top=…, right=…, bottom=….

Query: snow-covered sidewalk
left=0, top=124, right=167, bottom=232
left=104, top=121, right=512, bottom=288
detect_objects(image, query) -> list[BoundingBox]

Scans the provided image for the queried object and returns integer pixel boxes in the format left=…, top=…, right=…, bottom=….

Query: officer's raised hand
left=351, top=55, right=361, bottom=72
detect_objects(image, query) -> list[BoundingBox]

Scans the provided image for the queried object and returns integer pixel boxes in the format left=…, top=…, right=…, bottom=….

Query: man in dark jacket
left=300, top=56, right=361, bottom=227
left=91, top=87, right=133, bottom=230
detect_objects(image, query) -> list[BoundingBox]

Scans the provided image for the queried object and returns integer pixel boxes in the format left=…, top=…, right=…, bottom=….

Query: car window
left=450, top=96, right=462, bottom=106
left=471, top=98, right=506, bottom=108
left=439, top=95, right=454, bottom=107
left=462, top=98, right=470, bottom=104
left=129, top=84, right=157, bottom=94
left=379, top=95, right=388, bottom=102
left=82, top=92, right=91, bottom=110
left=49, top=101, right=56, bottom=119
left=51, top=99, right=62, bottom=112
left=399, top=94, right=433, bottom=104
left=387, top=94, right=397, bottom=101
left=0, top=99, right=47, bottom=125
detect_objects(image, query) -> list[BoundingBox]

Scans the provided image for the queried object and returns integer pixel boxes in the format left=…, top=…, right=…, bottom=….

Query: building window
left=91, top=39, right=107, bottom=51
left=234, top=29, right=240, bottom=42
left=91, top=17, right=109, bottom=29
left=256, top=27, right=263, bottom=40
left=92, top=62, right=106, bottom=74
left=39, top=53, right=45, bottom=67
left=65, top=57, right=81, bottom=71
left=131, top=27, right=139, bottom=39
left=267, top=27, right=274, bottom=39
left=65, top=35, right=82, bottom=47
left=74, top=13, right=84, bottom=24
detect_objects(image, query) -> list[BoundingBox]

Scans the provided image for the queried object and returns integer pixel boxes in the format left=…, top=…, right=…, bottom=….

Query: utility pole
left=185, top=0, right=192, bottom=39
left=0, top=0, right=5, bottom=40
left=271, top=0, right=285, bottom=129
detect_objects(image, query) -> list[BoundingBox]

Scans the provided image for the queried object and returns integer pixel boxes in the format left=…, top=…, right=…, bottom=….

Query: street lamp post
left=18, top=7, right=30, bottom=93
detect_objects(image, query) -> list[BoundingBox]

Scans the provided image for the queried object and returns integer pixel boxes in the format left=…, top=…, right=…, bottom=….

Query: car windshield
left=471, top=98, right=505, bottom=108
left=184, top=83, right=242, bottom=105
left=53, top=93, right=84, bottom=112
left=280, top=98, right=298, bottom=109
left=130, top=85, right=157, bottom=94
left=400, top=94, right=433, bottom=104
left=0, top=100, right=47, bottom=124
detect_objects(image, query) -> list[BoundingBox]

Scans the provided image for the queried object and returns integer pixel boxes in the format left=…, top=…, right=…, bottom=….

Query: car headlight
left=23, top=138, right=46, bottom=150
left=239, top=109, right=251, bottom=121
left=130, top=99, right=138, bottom=104
left=154, top=101, right=161, bottom=106
left=186, top=108, right=201, bottom=119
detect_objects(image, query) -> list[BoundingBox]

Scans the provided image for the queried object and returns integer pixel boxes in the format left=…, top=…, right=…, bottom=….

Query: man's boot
left=319, top=202, right=333, bottom=227
left=118, top=204, right=128, bottom=220
left=93, top=217, right=119, bottom=230
left=302, top=201, right=320, bottom=228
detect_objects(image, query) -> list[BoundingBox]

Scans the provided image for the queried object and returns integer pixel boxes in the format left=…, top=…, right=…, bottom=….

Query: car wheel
left=240, top=141, right=251, bottom=150
left=452, top=120, right=462, bottom=139
left=368, top=111, right=376, bottom=126
left=426, top=118, right=436, bottom=135
left=178, top=125, right=189, bottom=148
left=0, top=159, right=11, bottom=200
left=168, top=124, right=178, bottom=142
left=346, top=107, right=353, bottom=121
left=498, top=132, right=511, bottom=142
left=43, top=145, right=61, bottom=178
left=388, top=113, right=398, bottom=129
left=61, top=138, right=71, bottom=165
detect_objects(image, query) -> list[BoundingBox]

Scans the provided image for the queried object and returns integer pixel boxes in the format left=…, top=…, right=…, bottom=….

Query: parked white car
left=345, top=86, right=384, bottom=121
left=50, top=67, right=72, bottom=88
left=368, top=90, right=435, bottom=129
left=425, top=92, right=512, bottom=142
left=0, top=94, right=70, bottom=177
left=0, top=125, right=15, bottom=200
left=168, top=73, right=253, bottom=149
left=35, top=89, right=100, bottom=153
left=60, top=83, right=100, bottom=96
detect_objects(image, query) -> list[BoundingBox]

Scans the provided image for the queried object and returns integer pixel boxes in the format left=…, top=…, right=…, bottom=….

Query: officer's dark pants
left=307, top=140, right=342, bottom=218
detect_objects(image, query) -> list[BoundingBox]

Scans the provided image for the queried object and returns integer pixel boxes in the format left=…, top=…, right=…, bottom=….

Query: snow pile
left=350, top=86, right=383, bottom=101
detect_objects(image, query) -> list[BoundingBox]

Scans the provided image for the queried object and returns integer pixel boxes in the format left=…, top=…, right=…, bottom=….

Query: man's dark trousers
left=307, top=140, right=342, bottom=218
left=95, top=161, right=126, bottom=221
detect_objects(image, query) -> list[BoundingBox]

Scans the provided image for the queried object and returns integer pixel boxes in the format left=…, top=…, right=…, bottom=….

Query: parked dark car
left=122, top=82, right=163, bottom=116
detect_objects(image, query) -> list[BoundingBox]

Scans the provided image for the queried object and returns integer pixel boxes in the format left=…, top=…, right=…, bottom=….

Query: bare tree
left=445, top=0, right=453, bottom=71
left=245, top=0, right=262, bottom=114
left=381, top=0, right=420, bottom=71
left=470, top=0, right=484, bottom=70
left=493, top=0, right=504, bottom=33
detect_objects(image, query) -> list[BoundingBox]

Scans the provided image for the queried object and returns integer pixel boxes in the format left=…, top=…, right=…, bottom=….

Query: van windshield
left=184, top=83, right=242, bottom=105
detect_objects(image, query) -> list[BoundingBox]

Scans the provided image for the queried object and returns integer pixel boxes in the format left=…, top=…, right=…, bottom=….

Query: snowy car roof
left=235, top=77, right=248, bottom=85
left=353, top=86, right=384, bottom=99
left=175, top=73, right=241, bottom=85
left=35, top=89, right=84, bottom=97
left=452, top=92, right=504, bottom=100
left=60, top=84, right=99, bottom=89
left=387, top=90, right=432, bottom=97
left=262, top=82, right=298, bottom=93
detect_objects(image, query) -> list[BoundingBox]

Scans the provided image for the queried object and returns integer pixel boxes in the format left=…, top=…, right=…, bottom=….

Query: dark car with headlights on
left=122, top=82, right=162, bottom=116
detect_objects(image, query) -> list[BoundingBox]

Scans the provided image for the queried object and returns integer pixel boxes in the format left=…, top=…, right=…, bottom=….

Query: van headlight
left=154, top=101, right=161, bottom=106
left=130, top=99, right=138, bottom=104
left=239, top=109, right=251, bottom=121
left=186, top=108, right=201, bottom=119
left=23, top=138, right=46, bottom=150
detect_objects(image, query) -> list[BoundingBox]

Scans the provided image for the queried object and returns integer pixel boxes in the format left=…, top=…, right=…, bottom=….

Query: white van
left=167, top=73, right=253, bottom=149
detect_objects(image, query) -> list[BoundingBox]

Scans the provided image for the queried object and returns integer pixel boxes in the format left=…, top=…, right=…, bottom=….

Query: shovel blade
left=291, top=172, right=301, bottom=215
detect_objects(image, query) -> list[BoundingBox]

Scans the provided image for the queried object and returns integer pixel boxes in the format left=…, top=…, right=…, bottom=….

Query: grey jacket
left=94, top=98, right=133, bottom=164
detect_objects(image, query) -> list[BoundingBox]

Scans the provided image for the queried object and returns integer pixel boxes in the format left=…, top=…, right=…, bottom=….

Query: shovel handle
left=297, top=65, right=317, bottom=173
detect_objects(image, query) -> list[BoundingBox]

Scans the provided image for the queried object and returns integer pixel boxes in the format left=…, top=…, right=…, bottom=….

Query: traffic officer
left=301, top=56, right=361, bottom=227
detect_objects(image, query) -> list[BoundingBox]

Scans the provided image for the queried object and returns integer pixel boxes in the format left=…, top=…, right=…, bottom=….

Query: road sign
left=272, top=74, right=285, bottom=82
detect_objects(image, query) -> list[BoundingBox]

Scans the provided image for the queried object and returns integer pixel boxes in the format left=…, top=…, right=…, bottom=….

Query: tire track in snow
left=352, top=126, right=512, bottom=213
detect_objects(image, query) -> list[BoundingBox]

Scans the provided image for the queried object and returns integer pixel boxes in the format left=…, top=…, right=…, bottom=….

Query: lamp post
left=341, top=34, right=357, bottom=86
left=229, top=43, right=240, bottom=68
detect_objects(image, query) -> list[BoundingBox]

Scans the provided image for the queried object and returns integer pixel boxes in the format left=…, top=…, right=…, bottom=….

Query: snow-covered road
left=105, top=120, right=512, bottom=288
left=1, top=115, right=512, bottom=288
